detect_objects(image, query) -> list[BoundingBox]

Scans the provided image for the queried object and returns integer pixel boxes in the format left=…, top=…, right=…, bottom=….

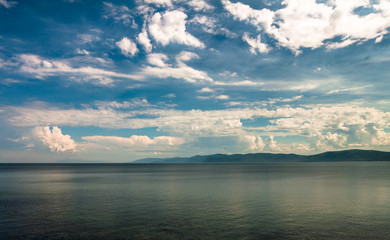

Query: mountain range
left=134, top=149, right=390, bottom=163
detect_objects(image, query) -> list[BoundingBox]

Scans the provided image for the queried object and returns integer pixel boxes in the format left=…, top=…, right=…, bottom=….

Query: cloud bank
left=223, top=0, right=390, bottom=53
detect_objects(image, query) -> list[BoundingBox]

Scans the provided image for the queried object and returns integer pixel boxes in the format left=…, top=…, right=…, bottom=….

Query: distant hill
left=133, top=149, right=390, bottom=163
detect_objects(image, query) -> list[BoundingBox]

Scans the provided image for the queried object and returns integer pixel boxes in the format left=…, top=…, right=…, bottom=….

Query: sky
left=1, top=0, right=390, bottom=162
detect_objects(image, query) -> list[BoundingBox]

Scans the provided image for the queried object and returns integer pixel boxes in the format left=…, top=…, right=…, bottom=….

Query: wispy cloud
left=0, top=0, right=17, bottom=8
left=142, top=52, right=212, bottom=83
left=82, top=135, right=185, bottom=147
left=103, top=2, right=137, bottom=27
left=242, top=33, right=270, bottom=54
left=16, top=54, right=142, bottom=85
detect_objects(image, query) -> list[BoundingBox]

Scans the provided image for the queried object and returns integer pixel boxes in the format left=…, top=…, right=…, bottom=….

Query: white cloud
left=148, top=10, right=205, bottom=48
left=326, top=86, right=368, bottom=95
left=76, top=48, right=90, bottom=55
left=375, top=34, right=384, bottom=43
left=214, top=78, right=320, bottom=92
left=4, top=103, right=390, bottom=153
left=214, top=80, right=265, bottom=87
left=265, top=135, right=279, bottom=151
left=143, top=0, right=173, bottom=7
left=197, top=95, right=212, bottom=100
left=0, top=0, right=17, bottom=8
left=116, top=37, right=139, bottom=57
left=216, top=95, right=229, bottom=100
left=268, top=95, right=303, bottom=104
left=198, top=87, right=213, bottom=93
left=242, top=33, right=270, bottom=54
left=4, top=104, right=251, bottom=136
left=255, top=106, right=390, bottom=150
left=222, top=0, right=275, bottom=30
left=17, top=54, right=142, bottom=85
left=219, top=71, right=238, bottom=77
left=31, top=126, right=76, bottom=152
left=325, top=39, right=358, bottom=50
left=103, top=2, right=137, bottom=27
left=137, top=29, right=153, bottom=53
left=147, top=53, right=170, bottom=67
left=190, top=15, right=237, bottom=38
left=82, top=135, right=185, bottom=147
left=164, top=93, right=176, bottom=98
left=242, top=135, right=265, bottom=151
left=143, top=51, right=213, bottom=83
left=223, top=0, right=390, bottom=53
left=139, top=0, right=214, bottom=12
left=15, top=51, right=210, bottom=86
left=78, top=33, right=100, bottom=43
left=95, top=98, right=151, bottom=109
left=176, top=51, right=199, bottom=62
left=240, top=134, right=310, bottom=153
left=313, top=131, right=347, bottom=150
left=186, top=0, right=214, bottom=11
left=7, top=105, right=134, bottom=129
left=1, top=78, right=22, bottom=86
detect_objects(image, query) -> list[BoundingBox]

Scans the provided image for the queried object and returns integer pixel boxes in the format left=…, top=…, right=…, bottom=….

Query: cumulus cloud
left=116, top=37, right=139, bottom=57
left=242, top=33, right=270, bottom=54
left=137, top=29, right=153, bottom=53
left=222, top=0, right=275, bottom=30
left=32, top=126, right=76, bottom=152
left=242, top=135, right=265, bottom=151
left=16, top=54, right=142, bottom=85
left=264, top=135, right=280, bottom=151
left=313, top=131, right=347, bottom=150
left=148, top=10, right=205, bottom=48
left=240, top=134, right=312, bottom=153
left=143, top=52, right=213, bottom=83
left=223, top=0, right=390, bottom=53
left=259, top=106, right=390, bottom=150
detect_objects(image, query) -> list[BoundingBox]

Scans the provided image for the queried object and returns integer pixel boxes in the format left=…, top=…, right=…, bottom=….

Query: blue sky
left=1, top=0, right=390, bottom=162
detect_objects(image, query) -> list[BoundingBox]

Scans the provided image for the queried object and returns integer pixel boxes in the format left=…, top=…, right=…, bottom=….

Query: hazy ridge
left=134, top=149, right=390, bottom=163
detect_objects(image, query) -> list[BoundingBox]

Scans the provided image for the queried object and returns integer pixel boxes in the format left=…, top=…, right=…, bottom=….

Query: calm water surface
left=1, top=162, right=390, bottom=239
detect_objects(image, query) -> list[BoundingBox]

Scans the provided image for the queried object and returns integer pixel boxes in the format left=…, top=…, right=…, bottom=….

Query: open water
left=1, top=162, right=390, bottom=239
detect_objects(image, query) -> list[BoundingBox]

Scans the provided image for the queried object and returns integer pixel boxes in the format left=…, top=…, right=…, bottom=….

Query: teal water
left=0, top=162, right=390, bottom=239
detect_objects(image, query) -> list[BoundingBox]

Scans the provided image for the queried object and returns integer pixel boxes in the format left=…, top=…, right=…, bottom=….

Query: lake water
left=1, top=162, right=390, bottom=239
